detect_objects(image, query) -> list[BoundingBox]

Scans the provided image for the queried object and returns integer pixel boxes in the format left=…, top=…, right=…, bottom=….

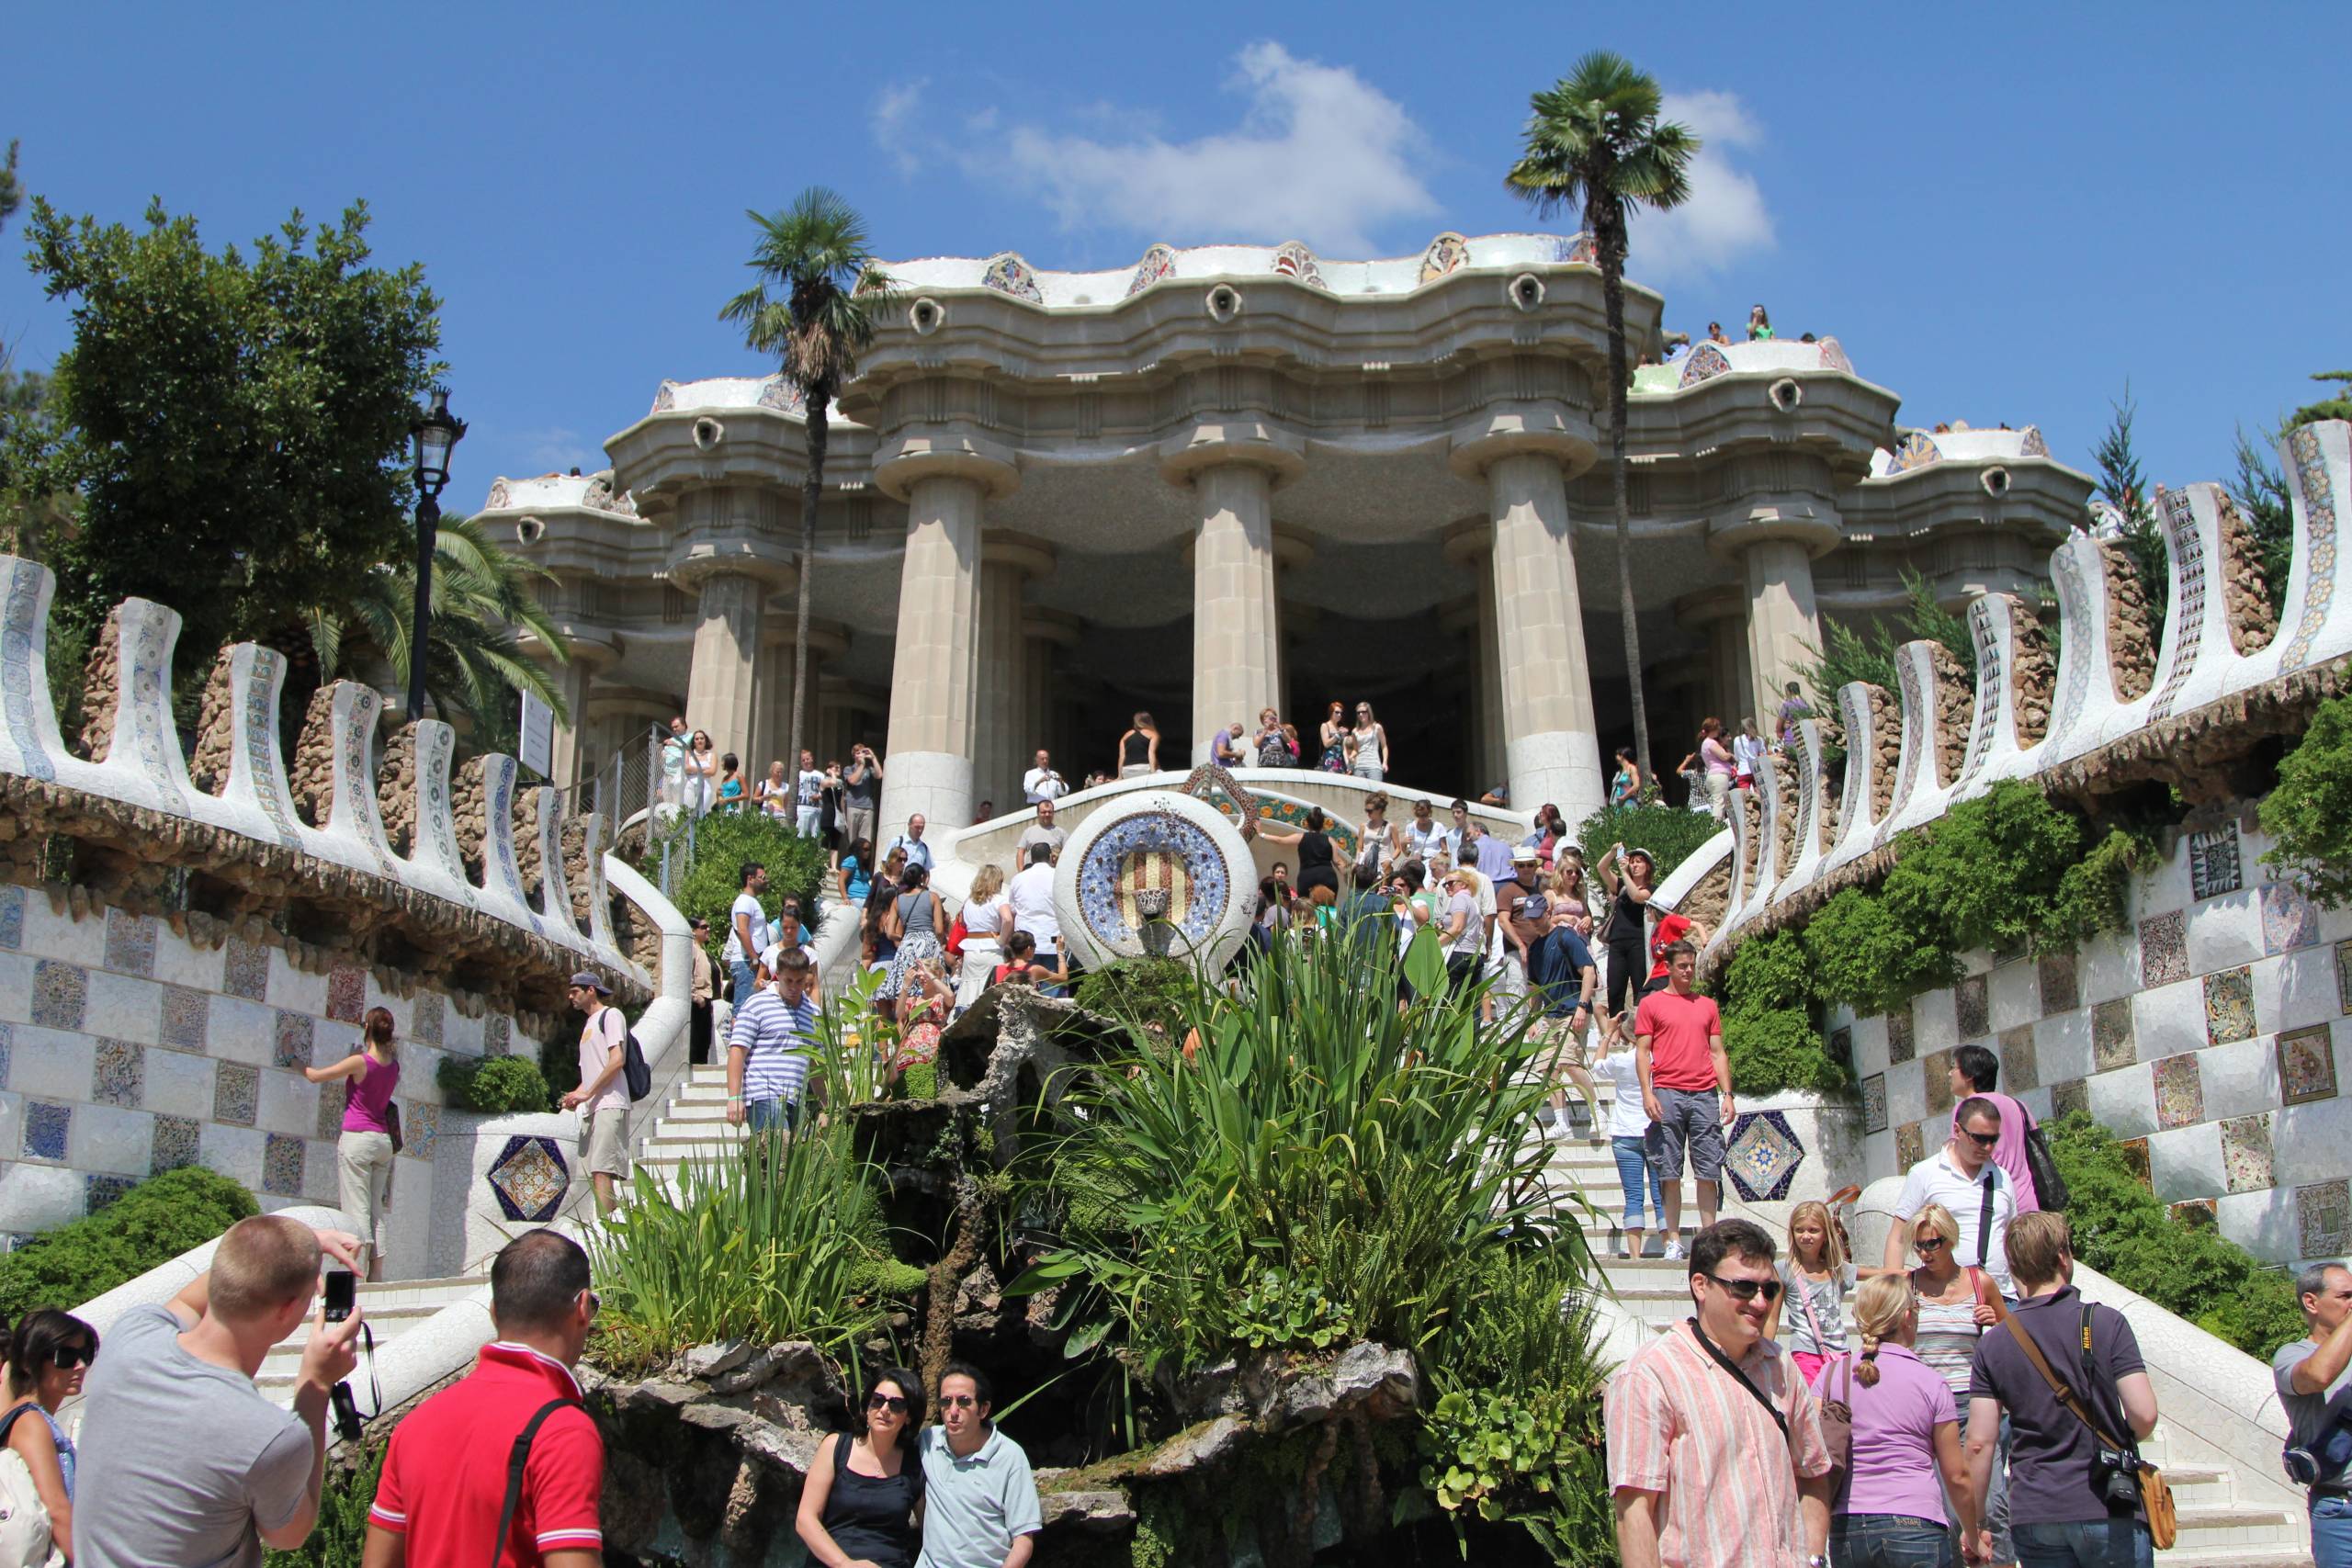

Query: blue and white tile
left=207, top=997, right=277, bottom=1068
left=257, top=1069, right=321, bottom=1138
left=19, top=898, right=105, bottom=967
left=2032, top=1009, right=2094, bottom=1086
left=2075, top=929, right=2139, bottom=1008
left=2086, top=1059, right=2159, bottom=1138
left=0, top=1090, right=20, bottom=1161
left=2147, top=1121, right=2224, bottom=1203
left=0, top=1164, right=89, bottom=1235
left=5, top=1028, right=96, bottom=1102
left=151, top=931, right=224, bottom=992
left=268, top=964, right=328, bottom=1019
left=2186, top=894, right=2264, bottom=976
left=143, top=1044, right=212, bottom=1119
left=2199, top=1035, right=2280, bottom=1122
left=2130, top=977, right=2208, bottom=1063
left=198, top=1122, right=266, bottom=1189
left=70, top=1101, right=154, bottom=1178
left=81, top=971, right=162, bottom=1045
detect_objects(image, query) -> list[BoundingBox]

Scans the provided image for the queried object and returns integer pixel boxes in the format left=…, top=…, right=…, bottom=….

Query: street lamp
left=406, top=386, right=466, bottom=724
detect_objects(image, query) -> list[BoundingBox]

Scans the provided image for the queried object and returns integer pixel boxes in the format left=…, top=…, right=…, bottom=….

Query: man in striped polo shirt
left=727, top=949, right=820, bottom=1134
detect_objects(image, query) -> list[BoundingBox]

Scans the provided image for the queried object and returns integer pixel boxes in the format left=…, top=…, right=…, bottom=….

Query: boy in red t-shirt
left=1633, top=942, right=1731, bottom=1262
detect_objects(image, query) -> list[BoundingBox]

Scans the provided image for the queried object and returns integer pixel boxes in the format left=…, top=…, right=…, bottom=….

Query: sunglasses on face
left=51, top=1345, right=94, bottom=1370
left=1964, top=1130, right=1999, bottom=1147
left=868, top=1393, right=910, bottom=1413
left=942, top=1393, right=981, bottom=1409
left=1915, top=1235, right=1946, bottom=1251
left=1704, top=1274, right=1782, bottom=1303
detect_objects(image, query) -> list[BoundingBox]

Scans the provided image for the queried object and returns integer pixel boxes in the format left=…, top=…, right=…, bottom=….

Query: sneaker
left=1662, top=1239, right=1688, bottom=1261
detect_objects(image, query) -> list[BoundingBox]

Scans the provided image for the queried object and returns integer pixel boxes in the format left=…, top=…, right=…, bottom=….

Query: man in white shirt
left=887, top=815, right=935, bottom=873
left=1008, top=842, right=1059, bottom=955
left=1885, top=1095, right=2018, bottom=1299
left=721, top=862, right=770, bottom=1007
left=1022, top=750, right=1068, bottom=806
left=1016, top=800, right=1069, bottom=862
left=794, top=750, right=825, bottom=838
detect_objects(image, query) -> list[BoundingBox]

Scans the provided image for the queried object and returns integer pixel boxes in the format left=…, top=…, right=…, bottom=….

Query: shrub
left=2262, top=693, right=2352, bottom=907
left=1725, top=1003, right=1852, bottom=1097
left=0, top=1166, right=257, bottom=1319
left=1803, top=886, right=1955, bottom=1018
left=436, top=1054, right=553, bottom=1114
left=1571, top=800, right=1723, bottom=889
left=650, top=807, right=831, bottom=948
left=1724, top=931, right=1812, bottom=1014
left=1071, top=957, right=1193, bottom=1040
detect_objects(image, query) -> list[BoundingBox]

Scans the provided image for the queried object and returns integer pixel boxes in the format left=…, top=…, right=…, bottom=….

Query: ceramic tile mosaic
left=1887, top=1005, right=1916, bottom=1065
left=484, top=1015, right=512, bottom=1056
left=85, top=1174, right=135, bottom=1213
left=2265, top=882, right=2322, bottom=956
left=2190, top=822, right=2245, bottom=900
left=2119, top=1135, right=2153, bottom=1190
left=2340, top=941, right=2352, bottom=1016
left=0, top=886, right=21, bottom=951
left=410, top=991, right=445, bottom=1045
left=1862, top=1073, right=1889, bottom=1134
left=315, top=1079, right=347, bottom=1141
left=2221, top=1113, right=2276, bottom=1193
left=1724, top=1111, right=1807, bottom=1201
left=31, top=961, right=86, bottom=1031
left=1895, top=1121, right=1926, bottom=1169
left=103, top=908, right=157, bottom=976
left=23, top=1100, right=69, bottom=1162
left=2140, top=913, right=2189, bottom=987
left=2303, top=1180, right=2352, bottom=1258
left=2204, top=966, right=2257, bottom=1045
left=326, top=967, right=365, bottom=1024
left=2038, top=953, right=2079, bottom=1016
left=2281, top=1025, right=2339, bottom=1106
left=2170, top=1198, right=2218, bottom=1227
left=2051, top=1078, right=2089, bottom=1120
left=150, top=1113, right=199, bottom=1174
left=1829, top=1027, right=1853, bottom=1067
left=1924, top=1049, right=1956, bottom=1115
left=92, top=1039, right=144, bottom=1108
left=1955, top=976, right=1989, bottom=1039
left=262, top=1133, right=307, bottom=1197
left=401, top=1102, right=440, bottom=1162
left=487, top=1134, right=569, bottom=1222
left=272, top=1010, right=314, bottom=1071
left=160, top=986, right=208, bottom=1051
left=0, top=1022, right=11, bottom=1090
left=213, top=1062, right=259, bottom=1126
left=222, top=939, right=269, bottom=1001
left=2091, top=998, right=2136, bottom=1072
left=2000, top=1026, right=2041, bottom=1093
left=2153, top=1053, right=2205, bottom=1130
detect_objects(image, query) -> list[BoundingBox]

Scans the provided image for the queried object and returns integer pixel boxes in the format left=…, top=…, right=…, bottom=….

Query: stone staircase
left=633, top=1063, right=758, bottom=1177
left=1533, top=1079, right=2312, bottom=1567
left=256, top=1274, right=489, bottom=1402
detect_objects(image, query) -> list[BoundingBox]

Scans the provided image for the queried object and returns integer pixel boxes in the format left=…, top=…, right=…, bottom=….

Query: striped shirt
left=729, top=987, right=818, bottom=1104
left=1605, top=1321, right=1832, bottom=1568
left=1910, top=1275, right=1984, bottom=1400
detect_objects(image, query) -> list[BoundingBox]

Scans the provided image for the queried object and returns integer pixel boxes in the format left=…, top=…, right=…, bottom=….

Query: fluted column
left=1744, top=540, right=1825, bottom=725
left=1485, top=452, right=1604, bottom=820
left=879, top=472, right=988, bottom=837
left=1021, top=609, right=1081, bottom=793
left=683, top=573, right=768, bottom=768
left=1188, top=464, right=1283, bottom=762
left=974, top=536, right=1055, bottom=815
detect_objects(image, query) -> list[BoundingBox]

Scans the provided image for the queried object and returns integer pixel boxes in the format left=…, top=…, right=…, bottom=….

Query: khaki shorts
left=580, top=1105, right=628, bottom=1179
left=1530, top=1013, right=1589, bottom=1072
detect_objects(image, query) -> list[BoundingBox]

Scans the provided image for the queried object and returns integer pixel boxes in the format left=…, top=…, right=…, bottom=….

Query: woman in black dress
left=797, top=1364, right=925, bottom=1568
left=1593, top=843, right=1656, bottom=1019
left=1115, top=710, right=1161, bottom=778
left=1259, top=807, right=1340, bottom=904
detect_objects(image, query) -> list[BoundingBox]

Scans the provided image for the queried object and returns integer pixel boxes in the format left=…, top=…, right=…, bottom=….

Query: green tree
left=2091, top=385, right=2168, bottom=620
left=9, top=197, right=441, bottom=670
left=1507, top=54, right=1700, bottom=789
left=2228, top=422, right=2294, bottom=615
left=2292, top=371, right=2352, bottom=428
left=719, top=190, right=899, bottom=785
left=310, top=514, right=569, bottom=751
left=0, top=139, right=19, bottom=231
left=1792, top=567, right=1976, bottom=762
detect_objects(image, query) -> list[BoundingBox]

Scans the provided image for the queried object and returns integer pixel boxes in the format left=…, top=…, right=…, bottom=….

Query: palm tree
left=314, top=513, right=571, bottom=749
left=719, top=188, right=899, bottom=784
left=1507, top=54, right=1699, bottom=789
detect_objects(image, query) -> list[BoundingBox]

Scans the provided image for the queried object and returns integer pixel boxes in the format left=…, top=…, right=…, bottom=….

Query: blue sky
left=7, top=3, right=2345, bottom=500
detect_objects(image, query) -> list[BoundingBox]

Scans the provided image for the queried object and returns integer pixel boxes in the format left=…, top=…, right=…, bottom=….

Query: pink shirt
left=1830, top=1343, right=1957, bottom=1523
left=1606, top=1322, right=1832, bottom=1568
left=1949, top=1090, right=2040, bottom=1212
left=576, top=1008, right=629, bottom=1115
left=342, top=1051, right=401, bottom=1135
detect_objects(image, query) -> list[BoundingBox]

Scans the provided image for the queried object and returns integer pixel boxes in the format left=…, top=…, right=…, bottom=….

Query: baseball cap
left=568, top=971, right=612, bottom=995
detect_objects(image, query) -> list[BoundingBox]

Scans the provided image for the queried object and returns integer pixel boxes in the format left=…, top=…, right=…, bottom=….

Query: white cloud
left=510, top=425, right=595, bottom=475
left=876, top=44, right=1438, bottom=256
left=1623, top=90, right=1775, bottom=281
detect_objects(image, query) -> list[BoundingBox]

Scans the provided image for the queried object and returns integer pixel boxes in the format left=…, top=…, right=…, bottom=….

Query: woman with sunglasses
left=797, top=1363, right=926, bottom=1568
left=1, top=1308, right=98, bottom=1562
left=1905, top=1201, right=2011, bottom=1564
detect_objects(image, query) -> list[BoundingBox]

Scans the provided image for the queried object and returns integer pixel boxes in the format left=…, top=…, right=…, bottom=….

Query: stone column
left=1743, top=540, right=1825, bottom=725
left=1483, top=452, right=1605, bottom=821
left=1677, top=587, right=1754, bottom=733
left=1187, top=463, right=1283, bottom=762
left=878, top=471, right=986, bottom=836
left=974, top=536, right=1055, bottom=816
left=1022, top=610, right=1081, bottom=795
left=682, top=572, right=770, bottom=770
left=548, top=656, right=596, bottom=791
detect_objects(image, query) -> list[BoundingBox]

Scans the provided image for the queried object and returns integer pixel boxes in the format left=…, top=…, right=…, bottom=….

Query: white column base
left=878, top=750, right=973, bottom=847
left=1508, top=730, right=1606, bottom=828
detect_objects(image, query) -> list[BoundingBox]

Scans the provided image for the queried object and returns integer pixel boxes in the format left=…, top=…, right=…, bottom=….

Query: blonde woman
left=1764, top=1200, right=1857, bottom=1386
left=1905, top=1201, right=2012, bottom=1565
left=302, top=1006, right=401, bottom=1280
left=1830, top=1274, right=1981, bottom=1568
left=956, top=864, right=1012, bottom=1010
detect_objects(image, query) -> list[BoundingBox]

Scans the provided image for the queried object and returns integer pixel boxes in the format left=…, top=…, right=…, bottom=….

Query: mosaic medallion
left=2189, top=822, right=2243, bottom=901
left=1861, top=1073, right=1888, bottom=1134
left=2302, top=1179, right=2352, bottom=1258
left=2203, top=967, right=2256, bottom=1045
left=2139, top=912, right=2188, bottom=987
left=2341, top=941, right=2352, bottom=1016
left=0, top=885, right=20, bottom=951
left=2000, top=1026, right=2040, bottom=1093
left=1723, top=1111, right=1805, bottom=1202
left=23, top=1101, right=69, bottom=1162
left=161, top=986, right=208, bottom=1051
left=262, top=1134, right=307, bottom=1198
left=488, top=1134, right=570, bottom=1223
left=1955, top=976, right=1989, bottom=1040
left=1894, top=1121, right=1926, bottom=1170
left=2153, top=1053, right=2204, bottom=1130
left=214, top=1063, right=260, bottom=1126
left=105, top=908, right=157, bottom=976
left=1054, top=792, right=1253, bottom=973
left=2092, top=998, right=2136, bottom=1072
left=150, top=1115, right=199, bottom=1175
left=2280, top=1024, right=2339, bottom=1107
left=274, top=1010, right=315, bottom=1071
left=2170, top=1197, right=2218, bottom=1228
left=2037, top=953, right=2078, bottom=1015
left=2263, top=882, right=2320, bottom=956
left=223, top=938, right=269, bottom=1001
left=1886, top=1003, right=1915, bottom=1066
left=31, top=961, right=85, bottom=1032
left=92, top=1040, right=143, bottom=1109
left=2220, top=1113, right=2275, bottom=1194
left=2118, top=1135, right=2153, bottom=1190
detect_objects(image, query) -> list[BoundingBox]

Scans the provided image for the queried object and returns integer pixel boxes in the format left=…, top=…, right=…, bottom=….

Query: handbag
left=0, top=1406, right=65, bottom=1568
left=2000, top=1309, right=2177, bottom=1548
left=388, top=1100, right=404, bottom=1155
left=944, top=913, right=968, bottom=961
left=2022, top=1108, right=2070, bottom=1211
left=1816, top=1351, right=1856, bottom=1488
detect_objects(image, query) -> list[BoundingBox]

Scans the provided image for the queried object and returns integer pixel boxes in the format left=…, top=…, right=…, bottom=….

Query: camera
left=2089, top=1447, right=2143, bottom=1509
left=330, top=1380, right=364, bottom=1443
left=323, top=1269, right=356, bottom=1324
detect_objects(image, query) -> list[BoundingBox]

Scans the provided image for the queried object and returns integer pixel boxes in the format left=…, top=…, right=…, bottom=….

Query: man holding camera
left=75, top=1215, right=368, bottom=1567
left=842, top=744, right=884, bottom=849
left=2276, top=1260, right=2352, bottom=1565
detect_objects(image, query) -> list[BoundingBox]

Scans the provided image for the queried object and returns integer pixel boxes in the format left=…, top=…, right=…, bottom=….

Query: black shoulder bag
left=490, top=1397, right=586, bottom=1568
left=1689, top=1316, right=1787, bottom=1440
left=2021, top=1106, right=2070, bottom=1211
left=1977, top=1169, right=1996, bottom=1269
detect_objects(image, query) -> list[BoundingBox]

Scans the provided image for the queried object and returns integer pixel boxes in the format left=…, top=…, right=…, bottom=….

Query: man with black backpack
left=559, top=973, right=629, bottom=1217
left=364, top=1231, right=605, bottom=1566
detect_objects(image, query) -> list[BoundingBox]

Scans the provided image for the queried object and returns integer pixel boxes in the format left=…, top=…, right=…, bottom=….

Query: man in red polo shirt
left=365, top=1231, right=604, bottom=1566
left=1635, top=941, right=1733, bottom=1262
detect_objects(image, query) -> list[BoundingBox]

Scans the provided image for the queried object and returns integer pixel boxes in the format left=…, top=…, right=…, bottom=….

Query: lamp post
left=406, top=386, right=467, bottom=724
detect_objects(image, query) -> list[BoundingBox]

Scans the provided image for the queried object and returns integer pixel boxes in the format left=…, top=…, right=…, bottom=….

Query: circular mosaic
left=1052, top=790, right=1255, bottom=973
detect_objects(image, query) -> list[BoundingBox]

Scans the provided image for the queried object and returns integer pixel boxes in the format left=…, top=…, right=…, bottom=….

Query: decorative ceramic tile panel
left=1862, top=1074, right=1889, bottom=1134
left=2303, top=1179, right=2352, bottom=1257
left=484, top=1015, right=512, bottom=1056
left=2000, top=1026, right=2040, bottom=1093
left=160, top=986, right=208, bottom=1051
left=23, top=1100, right=69, bottom=1161
left=2092, top=999, right=2136, bottom=1072
left=326, top=967, right=365, bottom=1024
left=2051, top=1078, right=2089, bottom=1120
left=0, top=1022, right=11, bottom=1089
left=2038, top=953, right=2079, bottom=1016
left=2119, top=1135, right=2153, bottom=1190
left=2140, top=913, right=2189, bottom=987
left=2341, top=941, right=2352, bottom=1016
left=85, top=1174, right=134, bottom=1213
left=150, top=1114, right=199, bottom=1174
left=262, top=1134, right=307, bottom=1197
left=2264, top=883, right=2321, bottom=956
left=2280, top=1025, right=2339, bottom=1106
left=1724, top=1111, right=1807, bottom=1201
left=410, top=991, right=445, bottom=1046
left=0, top=886, right=20, bottom=951
left=213, top=1062, right=259, bottom=1126
left=2221, top=1113, right=2276, bottom=1193
left=2170, top=1198, right=2218, bottom=1227
left=92, top=1039, right=143, bottom=1108
left=2204, top=967, right=2256, bottom=1045
left=487, top=1134, right=569, bottom=1221
left=401, top=1102, right=440, bottom=1162
left=1924, top=1050, right=1955, bottom=1116
left=2153, top=1053, right=2205, bottom=1130
left=273, top=1011, right=314, bottom=1071
left=31, top=962, right=85, bottom=1031
left=316, top=1079, right=346, bottom=1141
left=1895, top=1121, right=1926, bottom=1170
left=222, top=939, right=269, bottom=1001
left=2189, top=823, right=2244, bottom=901
left=1955, top=976, right=1989, bottom=1040
left=103, top=908, right=157, bottom=976
left=1887, top=1005, right=1916, bottom=1066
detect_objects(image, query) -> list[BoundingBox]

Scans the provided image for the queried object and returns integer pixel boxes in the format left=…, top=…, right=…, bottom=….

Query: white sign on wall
left=518, top=693, right=554, bottom=778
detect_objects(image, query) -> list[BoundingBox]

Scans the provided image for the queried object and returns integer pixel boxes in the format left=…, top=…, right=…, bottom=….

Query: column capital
left=1673, top=583, right=1751, bottom=630
left=1706, top=496, right=1844, bottom=563
left=1157, top=420, right=1307, bottom=489
left=1180, top=525, right=1312, bottom=572
left=757, top=615, right=854, bottom=661
left=1447, top=407, right=1599, bottom=482
left=663, top=545, right=797, bottom=594
left=872, top=430, right=1020, bottom=502
left=521, top=626, right=624, bottom=671
left=1441, top=516, right=1494, bottom=569
left=982, top=530, right=1057, bottom=581
left=1021, top=607, right=1084, bottom=649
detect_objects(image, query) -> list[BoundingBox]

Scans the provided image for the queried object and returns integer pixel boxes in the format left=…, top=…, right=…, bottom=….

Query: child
left=1593, top=1013, right=1664, bottom=1258
left=1767, top=1199, right=1858, bottom=1385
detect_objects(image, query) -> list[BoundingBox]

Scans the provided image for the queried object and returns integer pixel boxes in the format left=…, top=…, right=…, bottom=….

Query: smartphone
left=323, top=1269, right=357, bottom=1324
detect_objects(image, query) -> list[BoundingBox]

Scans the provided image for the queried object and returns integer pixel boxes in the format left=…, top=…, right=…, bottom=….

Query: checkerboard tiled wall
left=1843, top=816, right=2352, bottom=1267
left=0, top=885, right=525, bottom=1236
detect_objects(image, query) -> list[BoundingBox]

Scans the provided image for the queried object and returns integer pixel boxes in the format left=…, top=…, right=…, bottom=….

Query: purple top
left=1832, top=1343, right=1957, bottom=1523
left=1950, top=1089, right=2040, bottom=1213
left=342, top=1051, right=401, bottom=1135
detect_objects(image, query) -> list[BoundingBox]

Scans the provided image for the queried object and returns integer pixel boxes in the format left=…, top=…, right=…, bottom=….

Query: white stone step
left=254, top=1275, right=485, bottom=1392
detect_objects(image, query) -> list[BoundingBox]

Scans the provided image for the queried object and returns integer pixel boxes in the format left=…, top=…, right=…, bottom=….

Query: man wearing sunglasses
left=1607, top=1218, right=1835, bottom=1568
left=917, top=1359, right=1041, bottom=1568
left=364, top=1231, right=605, bottom=1566
left=1886, top=1096, right=2019, bottom=1303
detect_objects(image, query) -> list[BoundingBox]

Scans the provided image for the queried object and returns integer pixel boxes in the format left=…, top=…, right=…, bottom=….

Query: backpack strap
left=491, top=1397, right=585, bottom=1568
left=2001, top=1313, right=2123, bottom=1452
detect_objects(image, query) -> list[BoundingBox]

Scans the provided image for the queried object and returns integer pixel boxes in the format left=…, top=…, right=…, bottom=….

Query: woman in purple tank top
left=303, top=1006, right=401, bottom=1280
